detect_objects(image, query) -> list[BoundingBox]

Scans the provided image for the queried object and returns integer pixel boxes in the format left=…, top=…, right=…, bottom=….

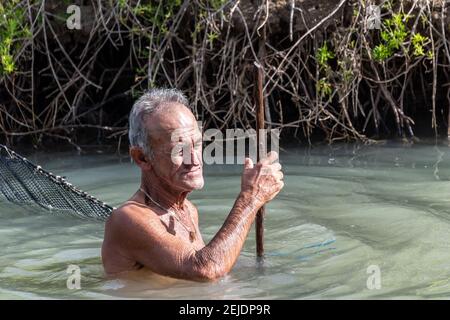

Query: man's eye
left=171, top=144, right=184, bottom=156
left=175, top=145, right=184, bottom=155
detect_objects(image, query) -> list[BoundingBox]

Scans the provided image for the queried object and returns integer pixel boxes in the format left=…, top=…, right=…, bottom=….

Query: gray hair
left=128, top=88, right=189, bottom=156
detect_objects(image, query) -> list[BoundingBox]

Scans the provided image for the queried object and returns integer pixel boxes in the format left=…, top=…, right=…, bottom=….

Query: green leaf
left=316, top=42, right=335, bottom=69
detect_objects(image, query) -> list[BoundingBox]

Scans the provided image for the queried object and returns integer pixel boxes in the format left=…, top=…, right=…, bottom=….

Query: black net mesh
left=0, top=145, right=114, bottom=221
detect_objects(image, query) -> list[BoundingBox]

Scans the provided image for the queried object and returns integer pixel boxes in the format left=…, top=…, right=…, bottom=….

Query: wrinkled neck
left=140, top=170, right=188, bottom=211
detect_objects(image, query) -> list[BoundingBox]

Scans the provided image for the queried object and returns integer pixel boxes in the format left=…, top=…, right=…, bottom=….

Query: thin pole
left=447, top=106, right=450, bottom=140
left=255, top=27, right=266, bottom=258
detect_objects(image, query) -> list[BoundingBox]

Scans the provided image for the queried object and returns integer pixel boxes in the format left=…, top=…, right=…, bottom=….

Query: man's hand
left=241, top=151, right=284, bottom=205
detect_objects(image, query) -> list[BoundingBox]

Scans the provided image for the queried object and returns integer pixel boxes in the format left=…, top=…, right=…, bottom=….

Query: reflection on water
left=3, top=141, right=450, bottom=298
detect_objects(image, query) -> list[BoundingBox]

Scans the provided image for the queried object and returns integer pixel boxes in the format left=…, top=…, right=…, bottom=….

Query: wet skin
left=102, top=103, right=284, bottom=281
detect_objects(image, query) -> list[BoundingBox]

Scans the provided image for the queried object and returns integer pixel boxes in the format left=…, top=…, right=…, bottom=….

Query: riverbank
left=1, top=1, right=449, bottom=148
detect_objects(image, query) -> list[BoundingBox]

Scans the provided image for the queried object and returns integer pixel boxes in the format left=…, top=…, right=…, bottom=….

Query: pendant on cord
left=189, top=231, right=196, bottom=242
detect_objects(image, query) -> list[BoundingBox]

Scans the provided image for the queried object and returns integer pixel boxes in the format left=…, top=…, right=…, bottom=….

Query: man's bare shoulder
left=106, top=201, right=161, bottom=233
left=102, top=201, right=167, bottom=274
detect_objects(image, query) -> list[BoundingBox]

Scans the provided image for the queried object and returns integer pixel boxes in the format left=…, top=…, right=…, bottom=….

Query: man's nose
left=184, top=144, right=201, bottom=166
left=190, top=147, right=201, bottom=166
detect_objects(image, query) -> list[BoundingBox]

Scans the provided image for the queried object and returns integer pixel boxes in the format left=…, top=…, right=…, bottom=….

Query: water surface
left=2, top=142, right=450, bottom=299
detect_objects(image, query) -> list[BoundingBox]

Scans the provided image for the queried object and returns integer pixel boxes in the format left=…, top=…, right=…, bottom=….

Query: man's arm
left=111, top=151, right=283, bottom=281
left=190, top=190, right=262, bottom=279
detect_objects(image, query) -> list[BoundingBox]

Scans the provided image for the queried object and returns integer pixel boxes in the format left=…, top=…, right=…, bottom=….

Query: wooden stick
left=255, top=27, right=266, bottom=258
left=447, top=101, right=450, bottom=139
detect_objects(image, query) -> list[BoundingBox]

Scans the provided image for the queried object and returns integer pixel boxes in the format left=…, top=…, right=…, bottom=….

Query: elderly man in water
left=102, top=88, right=284, bottom=281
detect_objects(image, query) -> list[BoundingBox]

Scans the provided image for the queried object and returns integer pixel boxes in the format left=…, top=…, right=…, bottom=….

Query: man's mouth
left=183, top=167, right=201, bottom=175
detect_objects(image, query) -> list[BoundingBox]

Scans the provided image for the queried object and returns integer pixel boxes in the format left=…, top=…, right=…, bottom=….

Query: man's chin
left=190, top=179, right=204, bottom=190
left=179, top=178, right=204, bottom=191
left=178, top=178, right=204, bottom=192
left=193, top=181, right=204, bottom=190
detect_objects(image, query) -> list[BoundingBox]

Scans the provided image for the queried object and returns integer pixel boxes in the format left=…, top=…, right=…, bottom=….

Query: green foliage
left=190, top=1, right=227, bottom=46
left=133, top=1, right=183, bottom=36
left=316, top=42, right=335, bottom=70
left=208, top=0, right=228, bottom=11
left=130, top=1, right=227, bottom=49
left=372, top=44, right=391, bottom=61
left=0, top=48, right=14, bottom=74
left=315, top=42, right=335, bottom=98
left=207, top=31, right=219, bottom=47
left=118, top=0, right=127, bottom=10
left=317, top=78, right=333, bottom=97
left=372, top=13, right=410, bottom=61
left=382, top=0, right=393, bottom=11
left=372, top=11, right=431, bottom=61
left=411, top=33, right=429, bottom=57
left=0, top=1, right=30, bottom=75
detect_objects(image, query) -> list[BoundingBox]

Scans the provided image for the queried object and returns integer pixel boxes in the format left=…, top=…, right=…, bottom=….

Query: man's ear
left=130, top=147, right=152, bottom=171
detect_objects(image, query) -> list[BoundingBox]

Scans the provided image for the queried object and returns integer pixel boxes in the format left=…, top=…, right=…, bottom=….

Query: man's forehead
left=151, top=127, right=201, bottom=147
left=170, top=127, right=202, bottom=142
left=144, top=104, right=200, bottom=140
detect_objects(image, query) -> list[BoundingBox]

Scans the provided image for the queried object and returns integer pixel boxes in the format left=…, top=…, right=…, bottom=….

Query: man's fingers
left=244, top=157, right=254, bottom=170
left=260, top=151, right=279, bottom=165
left=276, top=171, right=284, bottom=180
left=272, top=163, right=282, bottom=171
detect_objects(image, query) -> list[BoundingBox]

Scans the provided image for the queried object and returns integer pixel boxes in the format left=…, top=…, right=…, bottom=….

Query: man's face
left=145, top=103, right=204, bottom=193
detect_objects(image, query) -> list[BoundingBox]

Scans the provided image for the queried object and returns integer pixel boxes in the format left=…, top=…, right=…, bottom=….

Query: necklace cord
left=139, top=188, right=196, bottom=237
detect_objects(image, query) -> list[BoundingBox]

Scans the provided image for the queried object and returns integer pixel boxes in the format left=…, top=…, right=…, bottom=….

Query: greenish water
left=2, top=142, right=450, bottom=299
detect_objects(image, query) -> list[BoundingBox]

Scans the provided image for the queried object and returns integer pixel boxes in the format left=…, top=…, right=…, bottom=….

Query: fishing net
left=0, top=144, right=114, bottom=221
